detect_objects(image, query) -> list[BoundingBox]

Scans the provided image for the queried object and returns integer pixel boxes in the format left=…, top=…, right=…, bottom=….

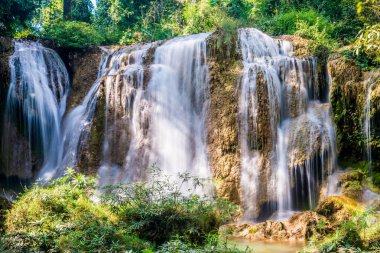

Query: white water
left=239, top=28, right=336, bottom=221
left=147, top=33, right=211, bottom=186
left=3, top=41, right=69, bottom=176
left=98, top=44, right=153, bottom=185
left=3, top=31, right=341, bottom=221
left=38, top=48, right=110, bottom=180
left=99, top=34, right=212, bottom=192
left=363, top=72, right=380, bottom=174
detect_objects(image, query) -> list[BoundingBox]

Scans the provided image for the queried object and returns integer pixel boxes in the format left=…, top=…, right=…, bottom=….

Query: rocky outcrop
left=58, top=47, right=104, bottom=175
left=221, top=211, right=330, bottom=241
left=61, top=47, right=103, bottom=110
left=316, top=196, right=362, bottom=224
left=276, top=35, right=312, bottom=57
left=329, top=55, right=380, bottom=185
left=222, top=196, right=362, bottom=242
left=329, top=56, right=366, bottom=161
left=206, top=30, right=242, bottom=203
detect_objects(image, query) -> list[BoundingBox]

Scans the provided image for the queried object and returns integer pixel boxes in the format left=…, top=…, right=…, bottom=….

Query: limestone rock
left=221, top=211, right=329, bottom=241
left=206, top=30, right=242, bottom=203
left=316, top=196, right=362, bottom=224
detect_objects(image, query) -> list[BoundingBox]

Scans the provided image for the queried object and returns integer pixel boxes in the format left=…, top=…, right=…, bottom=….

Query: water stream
left=3, top=41, right=69, bottom=178
left=99, top=34, right=212, bottom=193
left=239, top=28, right=336, bottom=221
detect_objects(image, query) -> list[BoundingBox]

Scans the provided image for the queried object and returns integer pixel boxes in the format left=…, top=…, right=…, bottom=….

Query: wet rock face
left=329, top=56, right=380, bottom=175
left=328, top=56, right=365, bottom=161
left=60, top=48, right=103, bottom=175
left=206, top=30, right=242, bottom=203
left=0, top=37, right=13, bottom=179
left=276, top=35, right=312, bottom=58
left=63, top=47, right=103, bottom=110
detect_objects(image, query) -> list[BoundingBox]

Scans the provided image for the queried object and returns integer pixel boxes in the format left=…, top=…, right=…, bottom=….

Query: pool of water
left=228, top=238, right=305, bottom=253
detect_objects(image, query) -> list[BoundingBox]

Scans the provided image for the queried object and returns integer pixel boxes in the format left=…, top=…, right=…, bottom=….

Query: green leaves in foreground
left=0, top=167, right=243, bottom=253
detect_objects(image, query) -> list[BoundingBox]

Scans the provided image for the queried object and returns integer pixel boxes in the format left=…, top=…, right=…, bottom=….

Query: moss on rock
left=206, top=29, right=242, bottom=204
left=328, top=56, right=366, bottom=163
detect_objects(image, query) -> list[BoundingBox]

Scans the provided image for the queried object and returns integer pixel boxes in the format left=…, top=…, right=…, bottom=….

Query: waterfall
left=98, top=44, right=154, bottom=185
left=147, top=33, right=211, bottom=185
left=363, top=72, right=380, bottom=174
left=2, top=30, right=341, bottom=221
left=99, top=34, right=212, bottom=191
left=38, top=49, right=110, bottom=180
left=3, top=41, right=69, bottom=178
left=239, top=28, right=336, bottom=221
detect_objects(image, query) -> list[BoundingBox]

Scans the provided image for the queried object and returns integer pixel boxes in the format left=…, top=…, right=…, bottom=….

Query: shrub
left=43, top=21, right=103, bottom=48
left=372, top=172, right=380, bottom=187
left=1, top=167, right=240, bottom=252
left=156, top=237, right=248, bottom=253
left=260, top=9, right=333, bottom=37
left=1, top=169, right=151, bottom=252
left=355, top=24, right=380, bottom=63
left=103, top=166, right=239, bottom=245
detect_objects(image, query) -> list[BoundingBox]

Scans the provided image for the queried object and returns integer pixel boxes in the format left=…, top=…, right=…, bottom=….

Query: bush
left=156, top=237, right=248, bottom=253
left=1, top=168, right=240, bottom=252
left=103, top=166, right=239, bottom=245
left=259, top=9, right=333, bottom=37
left=1, top=169, right=150, bottom=252
left=355, top=24, right=380, bottom=63
left=43, top=21, right=103, bottom=48
left=372, top=173, right=380, bottom=187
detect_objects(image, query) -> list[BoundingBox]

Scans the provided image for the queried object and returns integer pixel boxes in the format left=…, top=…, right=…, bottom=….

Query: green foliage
left=1, top=167, right=240, bottom=252
left=43, top=21, right=103, bottom=47
left=156, top=237, right=248, bottom=253
left=103, top=166, right=238, bottom=245
left=0, top=0, right=39, bottom=36
left=260, top=9, right=331, bottom=36
left=357, top=0, right=380, bottom=25
left=68, top=0, right=94, bottom=22
left=355, top=24, right=380, bottom=63
left=303, top=207, right=379, bottom=252
left=371, top=172, right=380, bottom=187
left=1, top=169, right=150, bottom=252
left=40, top=0, right=64, bottom=28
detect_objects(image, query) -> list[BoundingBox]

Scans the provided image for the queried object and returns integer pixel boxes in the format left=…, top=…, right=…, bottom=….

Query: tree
left=0, top=0, right=38, bottom=35
left=63, top=0, right=94, bottom=22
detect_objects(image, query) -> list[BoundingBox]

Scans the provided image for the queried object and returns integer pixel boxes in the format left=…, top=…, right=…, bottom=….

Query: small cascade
left=238, top=28, right=336, bottom=221
left=363, top=72, right=380, bottom=174
left=146, top=33, right=211, bottom=186
left=38, top=49, right=110, bottom=180
left=2, top=41, right=69, bottom=179
left=99, top=34, right=212, bottom=192
left=98, top=44, right=153, bottom=185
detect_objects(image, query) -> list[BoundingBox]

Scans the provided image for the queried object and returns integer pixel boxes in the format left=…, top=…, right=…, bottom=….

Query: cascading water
left=2, top=41, right=69, bottom=178
left=99, top=34, right=212, bottom=192
left=98, top=44, right=153, bottom=185
left=2, top=30, right=341, bottom=223
left=363, top=72, right=380, bottom=175
left=147, top=34, right=211, bottom=185
left=38, top=49, right=110, bottom=180
left=239, top=28, right=336, bottom=221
